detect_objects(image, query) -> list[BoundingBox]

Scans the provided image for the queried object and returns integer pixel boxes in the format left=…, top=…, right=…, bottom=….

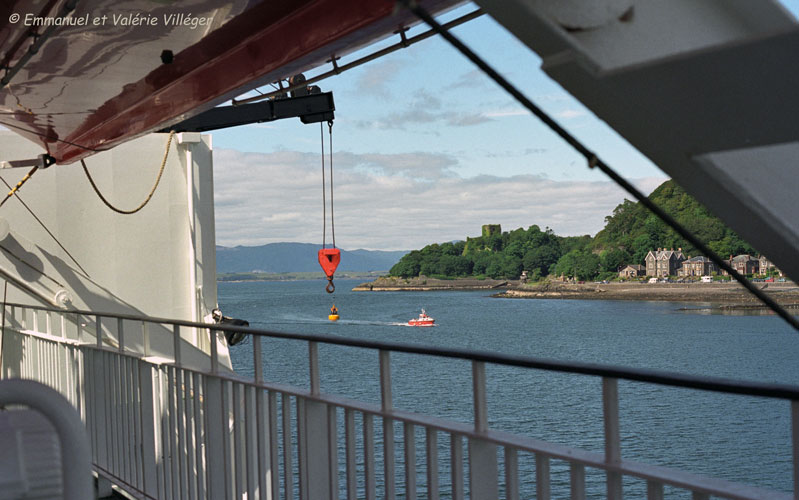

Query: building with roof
left=619, top=264, right=645, bottom=279
left=680, top=256, right=718, bottom=277
left=645, top=248, right=686, bottom=277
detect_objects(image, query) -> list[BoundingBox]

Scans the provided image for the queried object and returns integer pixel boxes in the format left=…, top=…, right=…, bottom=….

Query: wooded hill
left=388, top=180, right=755, bottom=281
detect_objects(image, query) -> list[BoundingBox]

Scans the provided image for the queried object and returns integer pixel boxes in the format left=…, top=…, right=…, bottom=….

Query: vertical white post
left=647, top=480, right=664, bottom=500
left=210, top=327, right=219, bottom=374
left=793, top=400, right=799, bottom=500
left=328, top=406, right=339, bottom=497
left=309, top=341, right=320, bottom=395
left=117, top=318, right=125, bottom=352
left=536, top=453, right=551, bottom=500
left=380, top=350, right=395, bottom=500
left=142, top=321, right=150, bottom=358
left=139, top=362, right=158, bottom=497
left=282, top=394, right=294, bottom=500
left=345, top=409, right=357, bottom=500
left=205, top=376, right=227, bottom=499
left=364, top=413, right=376, bottom=500
left=184, top=371, right=197, bottom=499
left=570, top=463, right=586, bottom=500
left=472, top=361, right=487, bottom=433
left=233, top=383, right=245, bottom=500
left=451, top=434, right=464, bottom=500
left=505, top=448, right=519, bottom=500
left=469, top=361, right=497, bottom=500
left=193, top=373, right=205, bottom=500
left=177, top=368, right=189, bottom=498
left=181, top=136, right=199, bottom=331
left=299, top=395, right=334, bottom=499
left=426, top=428, right=439, bottom=500
left=269, top=390, right=280, bottom=500
left=253, top=336, right=263, bottom=383
left=96, top=316, right=102, bottom=348
left=94, top=349, right=108, bottom=469
left=603, top=377, right=622, bottom=500
left=404, top=422, right=417, bottom=500
left=245, top=386, right=257, bottom=499
left=173, top=324, right=181, bottom=365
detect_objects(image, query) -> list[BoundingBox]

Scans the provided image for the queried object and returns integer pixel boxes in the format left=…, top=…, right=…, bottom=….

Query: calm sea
left=220, top=279, right=799, bottom=498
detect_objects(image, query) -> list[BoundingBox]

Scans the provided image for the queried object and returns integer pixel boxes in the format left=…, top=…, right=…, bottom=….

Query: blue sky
left=208, top=2, right=798, bottom=250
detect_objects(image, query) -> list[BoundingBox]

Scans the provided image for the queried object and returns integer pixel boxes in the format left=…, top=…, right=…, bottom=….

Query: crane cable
left=321, top=121, right=336, bottom=248
left=319, top=120, right=340, bottom=294
left=81, top=130, right=175, bottom=215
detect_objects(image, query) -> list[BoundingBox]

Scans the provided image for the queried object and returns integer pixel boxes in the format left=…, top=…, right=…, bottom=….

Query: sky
left=6, top=2, right=797, bottom=251
left=212, top=2, right=675, bottom=250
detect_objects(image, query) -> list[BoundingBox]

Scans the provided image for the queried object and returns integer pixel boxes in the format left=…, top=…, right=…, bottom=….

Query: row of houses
left=619, top=248, right=779, bottom=278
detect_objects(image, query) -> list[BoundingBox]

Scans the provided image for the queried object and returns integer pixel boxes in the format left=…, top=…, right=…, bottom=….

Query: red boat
left=408, top=309, right=435, bottom=327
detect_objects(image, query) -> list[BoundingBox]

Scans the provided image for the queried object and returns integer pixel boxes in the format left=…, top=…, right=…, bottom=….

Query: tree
left=600, top=248, right=630, bottom=274
left=390, top=250, right=422, bottom=278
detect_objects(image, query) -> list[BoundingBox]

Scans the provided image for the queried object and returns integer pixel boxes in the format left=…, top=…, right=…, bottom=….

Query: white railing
left=1, top=301, right=797, bottom=499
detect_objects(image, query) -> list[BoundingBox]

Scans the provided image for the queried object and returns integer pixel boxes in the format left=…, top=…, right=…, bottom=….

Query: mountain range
left=216, top=243, right=408, bottom=274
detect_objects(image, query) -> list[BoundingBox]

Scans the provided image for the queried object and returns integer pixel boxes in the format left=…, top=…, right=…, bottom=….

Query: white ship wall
left=0, top=131, right=227, bottom=366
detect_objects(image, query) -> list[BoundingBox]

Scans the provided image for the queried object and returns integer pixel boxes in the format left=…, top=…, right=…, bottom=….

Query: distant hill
left=216, top=243, right=408, bottom=273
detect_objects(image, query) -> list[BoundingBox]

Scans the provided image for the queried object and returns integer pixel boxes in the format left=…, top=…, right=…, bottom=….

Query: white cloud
left=556, top=109, right=586, bottom=119
left=484, top=108, right=528, bottom=118
left=354, top=60, right=403, bottom=97
left=213, top=148, right=666, bottom=250
left=354, top=89, right=493, bottom=130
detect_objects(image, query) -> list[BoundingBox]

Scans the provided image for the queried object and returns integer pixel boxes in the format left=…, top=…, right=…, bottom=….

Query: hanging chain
left=81, top=130, right=175, bottom=215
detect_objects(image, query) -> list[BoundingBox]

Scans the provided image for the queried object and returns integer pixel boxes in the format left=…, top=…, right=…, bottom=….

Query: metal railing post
left=139, top=360, right=158, bottom=497
left=96, top=315, right=102, bottom=349
left=118, top=318, right=125, bottom=352
left=469, top=360, right=498, bottom=499
left=173, top=324, right=181, bottom=365
left=205, top=375, right=227, bottom=499
left=380, top=349, right=396, bottom=500
left=309, top=341, right=320, bottom=395
left=603, top=377, right=622, bottom=499
left=792, top=400, right=799, bottom=500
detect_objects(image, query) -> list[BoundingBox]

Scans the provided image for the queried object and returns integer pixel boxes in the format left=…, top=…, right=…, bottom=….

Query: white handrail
left=0, top=379, right=92, bottom=500
left=2, top=303, right=796, bottom=500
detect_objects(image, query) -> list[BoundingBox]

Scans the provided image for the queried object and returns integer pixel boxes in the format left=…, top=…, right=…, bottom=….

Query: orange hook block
left=318, top=248, right=341, bottom=279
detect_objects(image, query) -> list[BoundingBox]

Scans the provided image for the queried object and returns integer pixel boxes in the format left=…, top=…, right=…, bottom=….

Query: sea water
left=220, top=279, right=799, bottom=497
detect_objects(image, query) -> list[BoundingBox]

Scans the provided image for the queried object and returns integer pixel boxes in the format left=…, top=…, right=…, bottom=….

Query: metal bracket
left=157, top=91, right=335, bottom=133
left=0, top=153, right=56, bottom=170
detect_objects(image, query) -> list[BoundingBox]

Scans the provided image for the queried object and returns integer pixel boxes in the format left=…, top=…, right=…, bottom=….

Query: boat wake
left=251, top=317, right=410, bottom=327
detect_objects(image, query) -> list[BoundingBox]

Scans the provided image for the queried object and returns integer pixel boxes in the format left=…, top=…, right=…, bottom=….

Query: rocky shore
left=354, top=277, right=799, bottom=308
left=496, top=281, right=799, bottom=306
left=352, top=276, right=517, bottom=291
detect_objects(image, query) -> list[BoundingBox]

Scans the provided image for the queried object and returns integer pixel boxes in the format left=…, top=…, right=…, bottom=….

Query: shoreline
left=352, top=276, right=514, bottom=291
left=354, top=277, right=799, bottom=308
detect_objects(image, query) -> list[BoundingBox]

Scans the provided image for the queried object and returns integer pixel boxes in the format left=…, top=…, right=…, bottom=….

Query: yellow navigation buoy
left=329, top=305, right=339, bottom=321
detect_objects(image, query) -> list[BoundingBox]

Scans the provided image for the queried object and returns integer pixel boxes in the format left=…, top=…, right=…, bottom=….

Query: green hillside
left=593, top=180, right=754, bottom=262
left=389, top=180, right=754, bottom=281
